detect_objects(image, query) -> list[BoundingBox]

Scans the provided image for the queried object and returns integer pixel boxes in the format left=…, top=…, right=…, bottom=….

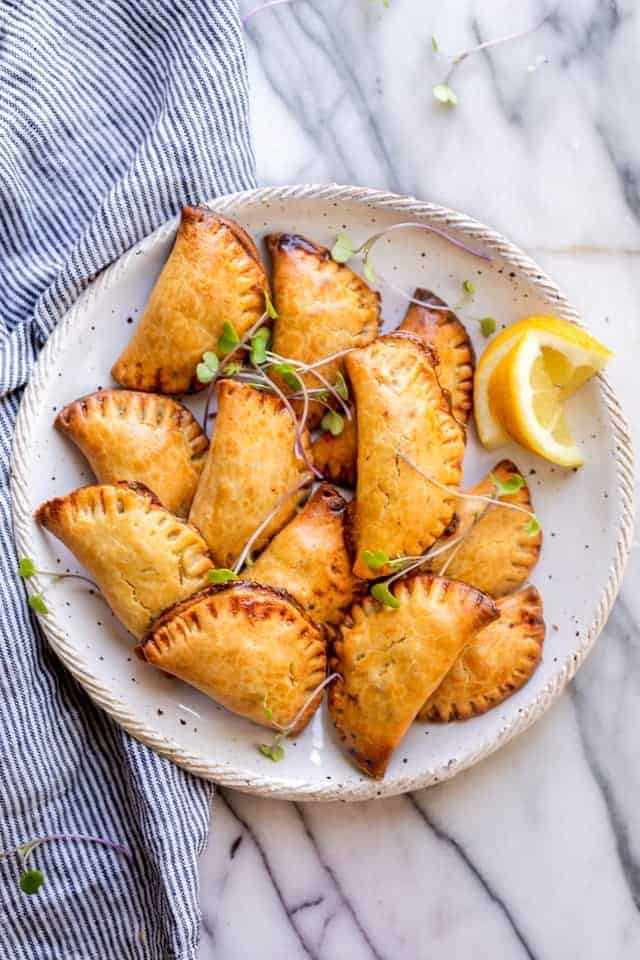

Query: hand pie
left=419, top=586, right=545, bottom=721
left=329, top=575, right=498, bottom=778
left=398, top=289, right=474, bottom=425
left=312, top=415, right=358, bottom=488
left=189, top=380, right=312, bottom=568
left=266, top=233, right=380, bottom=425
left=346, top=334, right=465, bottom=580
left=428, top=460, right=542, bottom=597
left=36, top=483, right=214, bottom=638
left=112, top=207, right=269, bottom=394
left=56, top=390, right=208, bottom=517
left=250, top=484, right=361, bottom=624
left=140, top=583, right=326, bottom=733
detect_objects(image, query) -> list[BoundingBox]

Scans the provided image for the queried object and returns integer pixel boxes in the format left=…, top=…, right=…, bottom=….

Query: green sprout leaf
left=223, top=362, right=242, bottom=376
left=197, top=351, right=219, bottom=383
left=431, top=35, right=439, bottom=52
left=462, top=279, right=475, bottom=295
left=218, top=322, right=240, bottom=355
left=433, top=83, right=458, bottom=106
left=250, top=327, right=271, bottom=366
left=363, top=259, right=376, bottom=285
left=524, top=515, right=541, bottom=536
left=334, top=372, right=349, bottom=401
left=19, top=870, right=45, bottom=895
left=28, top=594, right=48, bottom=615
left=207, top=568, right=239, bottom=584
left=480, top=317, right=497, bottom=338
left=262, top=697, right=274, bottom=724
left=259, top=742, right=285, bottom=762
left=273, top=362, right=302, bottom=391
left=18, top=557, right=37, bottom=579
left=321, top=410, right=345, bottom=437
left=491, top=472, right=525, bottom=497
left=371, top=582, right=401, bottom=609
left=264, top=289, right=278, bottom=320
left=331, top=233, right=356, bottom=264
left=362, top=549, right=389, bottom=571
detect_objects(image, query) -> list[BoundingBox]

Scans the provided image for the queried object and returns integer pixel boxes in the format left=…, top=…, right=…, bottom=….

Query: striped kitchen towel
left=0, top=2, right=255, bottom=957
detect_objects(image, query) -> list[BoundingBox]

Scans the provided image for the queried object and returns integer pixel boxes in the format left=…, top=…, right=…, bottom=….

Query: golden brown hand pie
left=346, top=334, right=465, bottom=580
left=329, top=575, right=498, bottom=778
left=266, top=233, right=380, bottom=425
left=311, top=414, right=358, bottom=488
left=189, top=380, right=312, bottom=568
left=419, top=586, right=545, bottom=722
left=56, top=390, right=208, bottom=517
left=428, top=460, right=542, bottom=597
left=112, top=207, right=269, bottom=394
left=140, top=583, right=326, bottom=733
left=36, top=483, right=214, bottom=639
left=398, top=289, right=474, bottom=425
left=250, top=484, right=361, bottom=624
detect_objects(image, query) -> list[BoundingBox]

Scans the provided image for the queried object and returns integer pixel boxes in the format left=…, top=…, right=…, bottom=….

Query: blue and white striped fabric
left=0, top=2, right=255, bottom=955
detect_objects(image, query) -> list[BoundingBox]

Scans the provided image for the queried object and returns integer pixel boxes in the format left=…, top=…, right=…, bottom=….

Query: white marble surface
left=198, top=1, right=640, bottom=956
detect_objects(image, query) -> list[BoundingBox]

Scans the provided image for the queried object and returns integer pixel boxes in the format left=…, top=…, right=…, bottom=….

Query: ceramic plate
left=11, top=185, right=634, bottom=801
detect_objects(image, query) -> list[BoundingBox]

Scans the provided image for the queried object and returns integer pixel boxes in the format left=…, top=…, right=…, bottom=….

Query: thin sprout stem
left=250, top=364, right=321, bottom=477
left=2, top=833, right=131, bottom=863
left=242, top=0, right=298, bottom=26
left=34, top=570, right=98, bottom=589
left=448, top=16, right=549, bottom=70
left=232, top=474, right=313, bottom=574
left=302, top=348, right=357, bottom=372
left=358, top=222, right=490, bottom=263
left=385, top=533, right=467, bottom=585
left=396, top=451, right=537, bottom=520
left=271, top=673, right=341, bottom=735
left=438, top=502, right=492, bottom=577
left=303, top=366, right=352, bottom=420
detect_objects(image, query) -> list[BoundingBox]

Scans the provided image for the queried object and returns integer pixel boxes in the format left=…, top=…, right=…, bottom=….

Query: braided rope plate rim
left=11, top=183, right=635, bottom=801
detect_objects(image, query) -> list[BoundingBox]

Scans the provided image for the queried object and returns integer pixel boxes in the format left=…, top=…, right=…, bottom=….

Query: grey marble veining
left=198, top=2, right=639, bottom=956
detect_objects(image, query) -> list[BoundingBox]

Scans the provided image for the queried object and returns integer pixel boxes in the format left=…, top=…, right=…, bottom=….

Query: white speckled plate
left=11, top=185, right=634, bottom=801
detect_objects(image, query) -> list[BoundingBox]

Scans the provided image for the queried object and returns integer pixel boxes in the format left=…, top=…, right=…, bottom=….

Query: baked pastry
left=419, top=586, right=545, bottom=721
left=56, top=390, right=208, bottom=517
left=266, top=233, right=380, bottom=425
left=398, top=289, right=474, bottom=424
left=189, top=380, right=312, bottom=567
left=112, top=207, right=269, bottom=393
left=140, top=583, right=326, bottom=732
left=312, top=414, right=358, bottom=488
left=329, top=575, right=498, bottom=778
left=346, top=334, right=465, bottom=580
left=428, top=460, right=542, bottom=596
left=250, top=484, right=361, bottom=624
left=35, top=483, right=214, bottom=638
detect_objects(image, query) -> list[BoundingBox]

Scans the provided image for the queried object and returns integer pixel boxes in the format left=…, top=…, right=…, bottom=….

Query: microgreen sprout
left=250, top=327, right=271, bottom=365
left=1, top=832, right=130, bottom=895
left=330, top=224, right=490, bottom=314
left=362, top=549, right=389, bottom=571
left=207, top=568, right=240, bottom=584
left=334, top=372, right=349, bottom=401
left=257, top=672, right=341, bottom=761
left=320, top=410, right=344, bottom=436
left=396, top=452, right=541, bottom=536
left=18, top=557, right=99, bottom=615
left=432, top=16, right=549, bottom=107
left=272, top=362, right=302, bottom=391
left=371, top=582, right=400, bottom=608
left=524, top=515, right=541, bottom=536
left=367, top=533, right=467, bottom=609
left=462, top=279, right=475, bottom=296
left=490, top=472, right=524, bottom=497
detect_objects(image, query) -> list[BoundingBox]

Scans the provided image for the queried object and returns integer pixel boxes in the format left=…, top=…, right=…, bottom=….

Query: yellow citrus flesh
left=474, top=315, right=613, bottom=450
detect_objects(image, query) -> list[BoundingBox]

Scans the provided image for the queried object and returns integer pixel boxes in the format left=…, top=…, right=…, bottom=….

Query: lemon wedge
left=474, top=315, right=613, bottom=456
